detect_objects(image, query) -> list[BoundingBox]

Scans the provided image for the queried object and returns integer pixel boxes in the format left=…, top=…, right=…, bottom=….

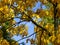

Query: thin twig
left=16, top=28, right=41, bottom=41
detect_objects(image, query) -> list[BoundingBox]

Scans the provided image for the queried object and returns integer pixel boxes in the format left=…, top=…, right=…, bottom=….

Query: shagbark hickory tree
left=0, top=0, right=60, bottom=45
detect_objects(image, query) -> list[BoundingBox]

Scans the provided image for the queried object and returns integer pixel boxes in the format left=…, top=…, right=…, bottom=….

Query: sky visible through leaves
left=12, top=1, right=46, bottom=45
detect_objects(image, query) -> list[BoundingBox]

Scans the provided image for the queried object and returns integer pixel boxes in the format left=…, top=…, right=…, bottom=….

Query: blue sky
left=12, top=1, right=46, bottom=45
left=12, top=21, right=34, bottom=45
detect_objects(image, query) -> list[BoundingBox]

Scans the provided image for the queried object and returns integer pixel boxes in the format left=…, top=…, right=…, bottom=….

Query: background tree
left=0, top=0, right=60, bottom=45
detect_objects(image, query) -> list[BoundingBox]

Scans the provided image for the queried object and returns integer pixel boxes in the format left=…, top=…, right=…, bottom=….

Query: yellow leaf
left=19, top=30, right=24, bottom=35
left=51, top=35, right=56, bottom=42
left=0, top=7, right=3, bottom=11
left=47, top=40, right=50, bottom=44
left=1, top=39, right=10, bottom=45
left=45, top=11, right=49, bottom=15
left=57, top=4, right=60, bottom=10
left=36, top=15, right=40, bottom=18
left=44, top=39, right=47, bottom=43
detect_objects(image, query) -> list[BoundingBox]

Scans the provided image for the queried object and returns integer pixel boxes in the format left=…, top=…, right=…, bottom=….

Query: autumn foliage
left=0, top=0, right=60, bottom=45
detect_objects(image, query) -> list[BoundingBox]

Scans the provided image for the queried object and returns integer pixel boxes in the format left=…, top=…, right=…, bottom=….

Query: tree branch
left=14, top=11, right=51, bottom=42
left=21, top=11, right=51, bottom=36
left=16, top=28, right=41, bottom=41
left=53, top=3, right=58, bottom=31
